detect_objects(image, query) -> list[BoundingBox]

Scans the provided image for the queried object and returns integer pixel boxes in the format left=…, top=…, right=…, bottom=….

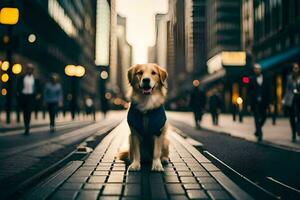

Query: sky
left=116, top=0, right=168, bottom=64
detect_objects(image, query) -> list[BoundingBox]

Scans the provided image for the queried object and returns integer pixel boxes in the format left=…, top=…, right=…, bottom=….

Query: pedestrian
left=85, top=97, right=96, bottom=121
left=189, top=83, right=206, bottom=129
left=17, top=64, right=40, bottom=135
left=283, top=63, right=300, bottom=142
left=209, top=90, right=222, bottom=125
left=248, top=64, right=271, bottom=141
left=43, top=74, right=63, bottom=133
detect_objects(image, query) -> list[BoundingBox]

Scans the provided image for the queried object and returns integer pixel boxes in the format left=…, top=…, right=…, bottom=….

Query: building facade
left=251, top=0, right=300, bottom=113
left=0, top=0, right=97, bottom=113
left=242, top=0, right=254, bottom=54
left=116, top=15, right=132, bottom=98
left=206, top=0, right=244, bottom=111
left=165, top=0, right=188, bottom=99
left=207, top=0, right=242, bottom=59
left=185, top=0, right=207, bottom=76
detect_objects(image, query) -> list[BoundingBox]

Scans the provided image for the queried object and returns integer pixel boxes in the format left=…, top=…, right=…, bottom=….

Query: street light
left=64, top=65, right=85, bottom=119
left=1, top=73, right=9, bottom=83
left=64, top=65, right=76, bottom=76
left=1, top=7, right=20, bottom=124
left=1, top=88, right=7, bottom=96
left=64, top=65, right=85, bottom=77
left=75, top=65, right=85, bottom=77
left=192, top=79, right=200, bottom=87
left=100, top=70, right=108, bottom=79
left=0, top=7, right=19, bottom=25
left=12, top=63, right=22, bottom=74
left=28, top=34, right=36, bottom=43
left=1, top=61, right=9, bottom=71
left=237, top=97, right=244, bottom=122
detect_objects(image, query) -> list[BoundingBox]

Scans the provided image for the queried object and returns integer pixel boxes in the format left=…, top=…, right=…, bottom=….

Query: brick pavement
left=25, top=121, right=253, bottom=200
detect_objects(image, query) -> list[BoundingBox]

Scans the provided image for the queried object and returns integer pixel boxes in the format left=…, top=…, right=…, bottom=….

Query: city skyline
left=116, top=0, right=168, bottom=63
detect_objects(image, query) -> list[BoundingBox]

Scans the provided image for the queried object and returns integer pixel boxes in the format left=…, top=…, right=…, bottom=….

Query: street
left=168, top=112, right=300, bottom=199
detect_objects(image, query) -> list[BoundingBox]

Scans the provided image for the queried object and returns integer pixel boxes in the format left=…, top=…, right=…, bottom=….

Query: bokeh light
left=1, top=88, right=7, bottom=96
left=75, top=65, right=85, bottom=77
left=1, top=73, right=9, bottom=82
left=0, top=7, right=19, bottom=25
left=105, top=92, right=112, bottom=100
left=100, top=71, right=108, bottom=79
left=192, top=79, right=200, bottom=87
left=64, top=65, right=76, bottom=76
left=65, top=65, right=85, bottom=77
left=237, top=97, right=243, bottom=105
left=1, top=61, right=9, bottom=71
left=12, top=64, right=22, bottom=74
left=28, top=34, right=36, bottom=43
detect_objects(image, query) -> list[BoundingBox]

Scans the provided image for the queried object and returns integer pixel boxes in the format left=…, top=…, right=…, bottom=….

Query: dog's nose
left=142, top=78, right=150, bottom=84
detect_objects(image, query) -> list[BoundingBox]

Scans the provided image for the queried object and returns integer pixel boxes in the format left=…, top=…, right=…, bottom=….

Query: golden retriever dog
left=120, top=63, right=169, bottom=171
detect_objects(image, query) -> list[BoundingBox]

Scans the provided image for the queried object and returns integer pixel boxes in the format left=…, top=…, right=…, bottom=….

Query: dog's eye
left=151, top=71, right=157, bottom=75
left=136, top=71, right=143, bottom=75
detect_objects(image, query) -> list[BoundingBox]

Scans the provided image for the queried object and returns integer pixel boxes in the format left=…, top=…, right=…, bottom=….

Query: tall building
left=0, top=0, right=97, bottom=111
left=108, top=0, right=118, bottom=89
left=116, top=15, right=132, bottom=98
left=251, top=0, right=300, bottom=113
left=242, top=0, right=254, bottom=53
left=185, top=0, right=207, bottom=76
left=147, top=14, right=168, bottom=67
left=166, top=0, right=187, bottom=99
left=147, top=46, right=156, bottom=63
left=207, top=0, right=242, bottom=59
left=155, top=14, right=169, bottom=68
left=155, top=0, right=207, bottom=108
left=205, top=0, right=244, bottom=111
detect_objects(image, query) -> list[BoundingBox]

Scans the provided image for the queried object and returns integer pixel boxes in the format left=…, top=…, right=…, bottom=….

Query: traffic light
left=242, top=76, right=250, bottom=84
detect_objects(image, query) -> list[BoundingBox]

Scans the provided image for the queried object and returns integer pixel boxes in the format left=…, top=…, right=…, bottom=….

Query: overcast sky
left=116, top=0, right=168, bottom=64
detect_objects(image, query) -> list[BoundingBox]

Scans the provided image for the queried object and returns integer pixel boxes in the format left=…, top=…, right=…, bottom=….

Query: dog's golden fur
left=120, top=63, right=169, bottom=171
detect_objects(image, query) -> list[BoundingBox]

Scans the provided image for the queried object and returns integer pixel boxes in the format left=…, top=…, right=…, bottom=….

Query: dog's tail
left=117, top=150, right=129, bottom=161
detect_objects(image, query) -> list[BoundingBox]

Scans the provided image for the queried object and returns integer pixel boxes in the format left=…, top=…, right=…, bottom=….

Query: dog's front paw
left=151, top=159, right=164, bottom=171
left=128, top=162, right=141, bottom=171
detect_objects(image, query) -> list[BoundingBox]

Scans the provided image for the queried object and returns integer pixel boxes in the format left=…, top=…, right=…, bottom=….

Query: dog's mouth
left=140, top=86, right=153, bottom=95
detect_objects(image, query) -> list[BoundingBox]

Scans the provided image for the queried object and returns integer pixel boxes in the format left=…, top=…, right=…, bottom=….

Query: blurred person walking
left=283, top=63, right=300, bottom=142
left=209, top=90, right=222, bottom=125
left=17, top=64, right=40, bottom=135
left=44, top=74, right=63, bottom=133
left=85, top=97, right=96, bottom=121
left=190, top=83, right=206, bottom=129
left=248, top=64, right=271, bottom=141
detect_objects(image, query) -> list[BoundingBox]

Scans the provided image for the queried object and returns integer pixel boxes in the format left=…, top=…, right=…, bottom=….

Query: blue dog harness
left=127, top=103, right=166, bottom=137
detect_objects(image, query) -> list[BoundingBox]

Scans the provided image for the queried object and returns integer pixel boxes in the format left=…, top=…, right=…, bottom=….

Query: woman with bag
left=283, top=63, right=300, bottom=142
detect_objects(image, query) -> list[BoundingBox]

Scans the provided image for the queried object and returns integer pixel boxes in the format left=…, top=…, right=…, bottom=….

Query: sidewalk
left=0, top=112, right=103, bottom=132
left=23, top=121, right=254, bottom=200
left=167, top=112, right=300, bottom=152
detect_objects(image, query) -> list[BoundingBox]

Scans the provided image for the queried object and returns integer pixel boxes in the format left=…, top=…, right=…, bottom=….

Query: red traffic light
left=242, top=76, right=250, bottom=84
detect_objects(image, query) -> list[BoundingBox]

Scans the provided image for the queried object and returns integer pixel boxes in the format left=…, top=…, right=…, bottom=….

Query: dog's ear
left=127, top=64, right=138, bottom=86
left=155, top=64, right=168, bottom=87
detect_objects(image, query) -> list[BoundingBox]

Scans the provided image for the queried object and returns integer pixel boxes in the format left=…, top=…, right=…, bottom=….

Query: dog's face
left=128, top=63, right=168, bottom=95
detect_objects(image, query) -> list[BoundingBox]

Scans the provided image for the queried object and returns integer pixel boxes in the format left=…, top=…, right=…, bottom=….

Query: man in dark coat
left=190, top=84, right=206, bottom=129
left=17, top=64, right=40, bottom=135
left=248, top=64, right=271, bottom=141
left=209, top=90, right=223, bottom=125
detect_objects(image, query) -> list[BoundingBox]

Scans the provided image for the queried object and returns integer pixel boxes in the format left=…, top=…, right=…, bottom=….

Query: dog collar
left=127, top=103, right=166, bottom=137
